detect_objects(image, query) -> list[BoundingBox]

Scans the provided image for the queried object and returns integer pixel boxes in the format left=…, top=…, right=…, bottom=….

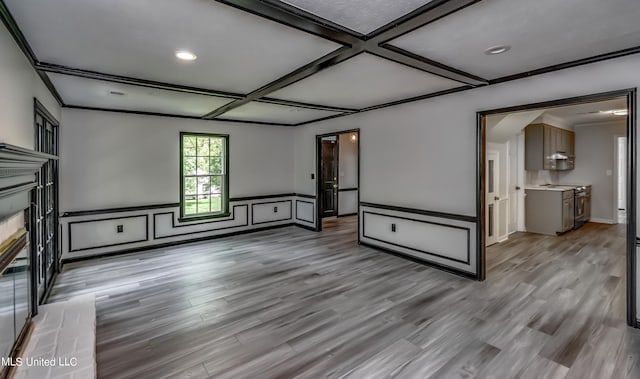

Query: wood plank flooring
left=49, top=218, right=640, bottom=378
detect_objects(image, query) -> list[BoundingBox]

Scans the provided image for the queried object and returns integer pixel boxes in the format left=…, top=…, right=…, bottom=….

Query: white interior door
left=516, top=133, right=526, bottom=231
left=486, top=150, right=499, bottom=246
left=617, top=136, right=627, bottom=211
left=508, top=139, right=517, bottom=234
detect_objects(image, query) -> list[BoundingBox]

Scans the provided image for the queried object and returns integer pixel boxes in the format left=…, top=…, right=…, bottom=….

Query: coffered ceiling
left=389, top=0, right=640, bottom=80
left=280, top=0, right=436, bottom=35
left=2, top=0, right=639, bottom=126
left=269, top=53, right=463, bottom=109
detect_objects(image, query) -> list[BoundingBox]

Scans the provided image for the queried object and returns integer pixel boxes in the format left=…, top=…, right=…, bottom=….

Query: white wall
left=338, top=133, right=358, bottom=189
left=0, top=25, right=60, bottom=149
left=559, top=120, right=626, bottom=223
left=338, top=133, right=358, bottom=215
left=294, top=53, right=640, bottom=318
left=60, top=109, right=295, bottom=211
left=0, top=24, right=60, bottom=237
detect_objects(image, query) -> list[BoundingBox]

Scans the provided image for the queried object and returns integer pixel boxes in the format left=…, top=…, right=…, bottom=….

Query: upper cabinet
left=525, top=123, right=575, bottom=171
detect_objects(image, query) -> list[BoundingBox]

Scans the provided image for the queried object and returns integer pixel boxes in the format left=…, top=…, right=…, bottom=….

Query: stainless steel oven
left=574, top=186, right=587, bottom=229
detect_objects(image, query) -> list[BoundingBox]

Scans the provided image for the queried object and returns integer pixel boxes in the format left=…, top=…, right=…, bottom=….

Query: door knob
left=494, top=196, right=500, bottom=201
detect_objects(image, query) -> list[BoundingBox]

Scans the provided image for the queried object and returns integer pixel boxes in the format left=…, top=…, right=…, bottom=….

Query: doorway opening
left=478, top=89, right=637, bottom=328
left=315, top=129, right=359, bottom=232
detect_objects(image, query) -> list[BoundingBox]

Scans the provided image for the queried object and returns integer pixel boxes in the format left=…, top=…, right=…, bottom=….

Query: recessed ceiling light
left=175, top=50, right=197, bottom=61
left=109, top=90, right=125, bottom=96
left=484, top=45, right=511, bottom=55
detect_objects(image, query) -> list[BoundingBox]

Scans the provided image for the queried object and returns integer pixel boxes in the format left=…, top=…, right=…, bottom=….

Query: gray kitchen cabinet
left=525, top=123, right=575, bottom=171
left=525, top=188, right=574, bottom=235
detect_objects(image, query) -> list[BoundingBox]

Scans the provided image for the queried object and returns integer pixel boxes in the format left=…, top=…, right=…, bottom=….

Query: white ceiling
left=269, top=53, right=463, bottom=108
left=218, top=101, right=343, bottom=124
left=487, top=98, right=628, bottom=141
left=6, top=0, right=340, bottom=93
left=389, top=0, right=640, bottom=79
left=49, top=73, right=234, bottom=117
left=543, top=98, right=628, bottom=126
left=487, top=110, right=544, bottom=143
left=4, top=0, right=639, bottom=124
left=281, top=0, right=435, bottom=34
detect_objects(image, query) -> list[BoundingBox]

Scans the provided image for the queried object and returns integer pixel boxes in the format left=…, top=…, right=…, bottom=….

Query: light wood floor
left=49, top=217, right=640, bottom=378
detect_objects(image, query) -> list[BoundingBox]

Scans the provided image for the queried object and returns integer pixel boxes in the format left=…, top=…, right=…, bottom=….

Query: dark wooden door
left=321, top=139, right=338, bottom=217
left=33, top=106, right=59, bottom=306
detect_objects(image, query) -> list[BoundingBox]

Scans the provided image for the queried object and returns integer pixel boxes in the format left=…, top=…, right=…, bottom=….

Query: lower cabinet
left=525, top=189, right=574, bottom=235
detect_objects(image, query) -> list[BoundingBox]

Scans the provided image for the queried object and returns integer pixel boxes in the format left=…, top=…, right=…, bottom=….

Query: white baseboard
left=589, top=218, right=616, bottom=224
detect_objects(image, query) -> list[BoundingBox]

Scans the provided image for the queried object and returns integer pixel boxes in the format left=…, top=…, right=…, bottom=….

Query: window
left=180, top=132, right=229, bottom=219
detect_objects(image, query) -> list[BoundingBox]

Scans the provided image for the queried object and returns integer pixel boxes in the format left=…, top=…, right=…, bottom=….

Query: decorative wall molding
left=0, top=143, right=57, bottom=178
left=251, top=200, right=292, bottom=225
left=0, top=143, right=57, bottom=221
left=295, top=199, right=315, bottom=224
left=359, top=201, right=477, bottom=223
left=359, top=202, right=477, bottom=278
left=362, top=210, right=471, bottom=265
left=60, top=193, right=316, bottom=261
left=68, top=215, right=149, bottom=252
left=294, top=193, right=316, bottom=199
left=153, top=204, right=249, bottom=240
left=61, top=203, right=178, bottom=218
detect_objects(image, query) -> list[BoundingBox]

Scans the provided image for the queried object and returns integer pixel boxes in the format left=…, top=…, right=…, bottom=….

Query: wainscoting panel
left=154, top=204, right=250, bottom=239
left=294, top=196, right=316, bottom=229
left=69, top=215, right=148, bottom=252
left=251, top=201, right=292, bottom=225
left=61, top=194, right=301, bottom=260
left=360, top=203, right=477, bottom=275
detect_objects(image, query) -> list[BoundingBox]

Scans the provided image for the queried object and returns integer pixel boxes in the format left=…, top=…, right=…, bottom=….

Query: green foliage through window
left=180, top=133, right=229, bottom=218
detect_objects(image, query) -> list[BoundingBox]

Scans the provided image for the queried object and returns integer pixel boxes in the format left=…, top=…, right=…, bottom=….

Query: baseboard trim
left=61, top=223, right=297, bottom=264
left=338, top=213, right=358, bottom=218
left=359, top=241, right=478, bottom=280
left=589, top=218, right=616, bottom=224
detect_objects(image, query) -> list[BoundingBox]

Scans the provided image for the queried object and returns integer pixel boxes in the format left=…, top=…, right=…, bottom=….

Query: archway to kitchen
left=477, top=89, right=637, bottom=328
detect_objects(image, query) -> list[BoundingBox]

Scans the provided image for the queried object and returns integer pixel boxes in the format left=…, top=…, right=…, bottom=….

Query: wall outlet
left=391, top=224, right=396, bottom=232
left=273, top=206, right=278, bottom=213
left=116, top=225, right=124, bottom=233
